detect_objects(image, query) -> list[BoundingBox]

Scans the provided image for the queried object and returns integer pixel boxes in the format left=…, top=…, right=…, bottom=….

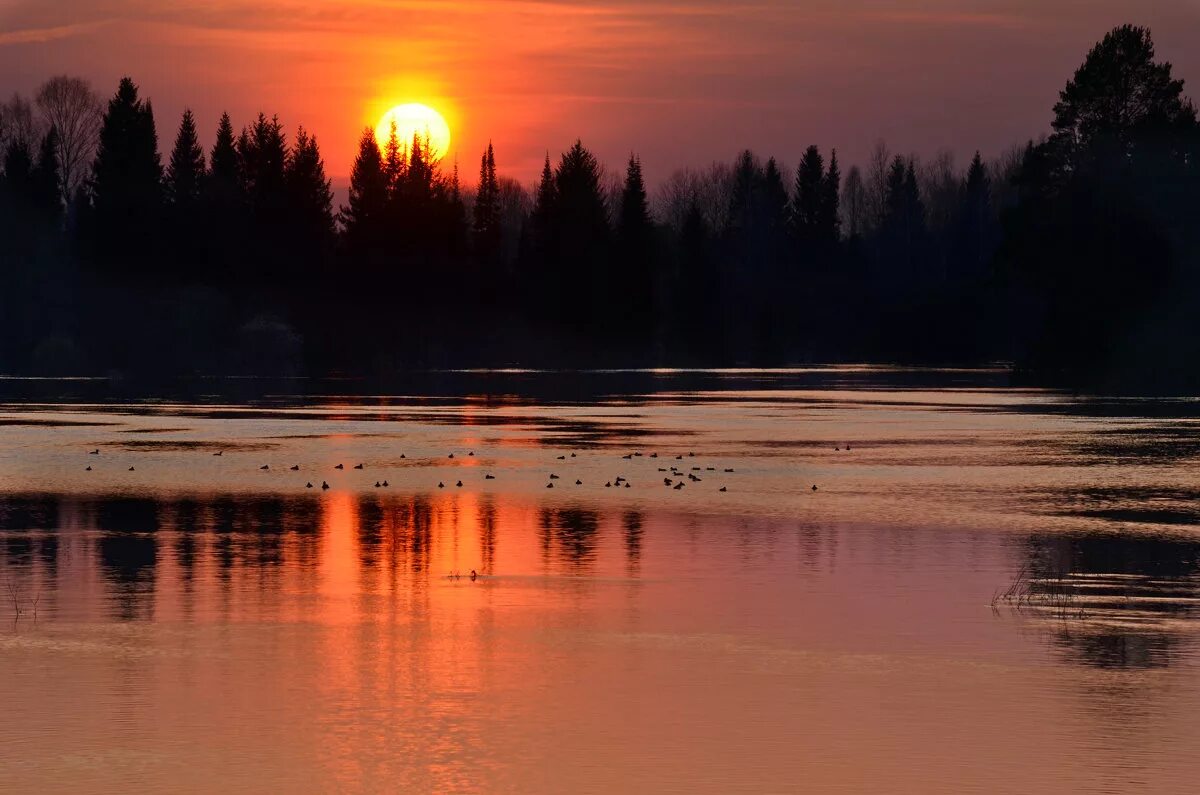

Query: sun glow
left=376, top=103, right=452, bottom=162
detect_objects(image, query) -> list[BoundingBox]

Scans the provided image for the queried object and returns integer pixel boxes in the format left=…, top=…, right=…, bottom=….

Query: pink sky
left=3, top=1, right=1199, bottom=186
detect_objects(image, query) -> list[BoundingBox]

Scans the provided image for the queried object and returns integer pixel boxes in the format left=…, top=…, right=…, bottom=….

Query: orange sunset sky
left=3, top=1, right=1199, bottom=186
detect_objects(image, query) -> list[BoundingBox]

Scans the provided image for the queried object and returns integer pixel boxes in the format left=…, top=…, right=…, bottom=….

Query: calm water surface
left=1, top=369, right=1198, bottom=793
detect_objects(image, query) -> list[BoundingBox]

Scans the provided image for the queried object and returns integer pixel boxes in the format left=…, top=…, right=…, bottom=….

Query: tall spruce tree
left=791, top=145, right=825, bottom=246
left=820, top=149, right=842, bottom=244
left=89, top=76, right=163, bottom=274
left=166, top=109, right=205, bottom=208
left=473, top=141, right=501, bottom=260
left=341, top=127, right=388, bottom=259
left=285, top=126, right=335, bottom=266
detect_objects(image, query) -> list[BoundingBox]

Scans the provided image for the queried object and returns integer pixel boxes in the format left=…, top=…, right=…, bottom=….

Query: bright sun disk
left=376, top=103, right=451, bottom=162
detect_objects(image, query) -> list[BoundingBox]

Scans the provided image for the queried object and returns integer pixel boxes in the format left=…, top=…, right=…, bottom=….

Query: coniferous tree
left=209, top=113, right=238, bottom=188
left=761, top=157, right=789, bottom=241
left=341, top=127, right=388, bottom=261
left=202, top=112, right=243, bottom=285
left=530, top=153, right=557, bottom=246
left=617, top=154, right=655, bottom=341
left=89, top=76, right=163, bottom=274
left=821, top=149, right=842, bottom=245
left=957, top=152, right=992, bottom=277
left=166, top=109, right=205, bottom=208
left=285, top=126, right=335, bottom=264
left=791, top=146, right=825, bottom=247
left=382, top=121, right=404, bottom=193
left=31, top=127, right=63, bottom=225
left=473, top=142, right=501, bottom=260
left=552, top=140, right=609, bottom=335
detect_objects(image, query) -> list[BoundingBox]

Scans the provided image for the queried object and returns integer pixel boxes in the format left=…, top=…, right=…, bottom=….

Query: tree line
left=2, top=25, right=1199, bottom=390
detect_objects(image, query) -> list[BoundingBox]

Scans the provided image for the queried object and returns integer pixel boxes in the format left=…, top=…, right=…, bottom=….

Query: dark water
left=1, top=368, right=1198, bottom=792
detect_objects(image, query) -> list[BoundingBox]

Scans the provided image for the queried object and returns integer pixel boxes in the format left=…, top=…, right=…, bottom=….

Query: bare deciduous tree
left=36, top=75, right=102, bottom=201
left=865, top=139, right=891, bottom=233
left=841, top=165, right=867, bottom=239
left=0, top=92, right=42, bottom=155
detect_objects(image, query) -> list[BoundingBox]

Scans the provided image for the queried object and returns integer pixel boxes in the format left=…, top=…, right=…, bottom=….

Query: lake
left=1, top=368, right=1198, bottom=793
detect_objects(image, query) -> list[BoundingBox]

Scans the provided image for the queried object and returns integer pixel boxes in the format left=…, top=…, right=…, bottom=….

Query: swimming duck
left=549, top=473, right=560, bottom=479
left=86, top=466, right=92, bottom=471
left=547, top=482, right=554, bottom=488
left=354, top=463, right=364, bottom=470
left=290, top=465, right=299, bottom=471
left=456, top=480, right=463, bottom=487
left=674, top=482, right=684, bottom=490
left=719, top=486, right=727, bottom=492
left=322, top=481, right=330, bottom=490
left=306, top=482, right=313, bottom=488
left=382, top=480, right=389, bottom=487
left=335, top=464, right=344, bottom=470
left=375, top=481, right=381, bottom=488
left=128, top=466, right=135, bottom=471
left=89, top=449, right=99, bottom=455
left=438, top=482, right=445, bottom=488
left=485, top=474, right=495, bottom=480
left=260, top=464, right=269, bottom=470
left=575, top=479, right=583, bottom=485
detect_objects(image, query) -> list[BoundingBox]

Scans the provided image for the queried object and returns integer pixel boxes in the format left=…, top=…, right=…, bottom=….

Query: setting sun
left=376, top=103, right=451, bottom=162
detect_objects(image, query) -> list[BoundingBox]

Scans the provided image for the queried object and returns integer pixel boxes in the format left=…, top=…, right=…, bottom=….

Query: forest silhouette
left=2, top=25, right=1198, bottom=391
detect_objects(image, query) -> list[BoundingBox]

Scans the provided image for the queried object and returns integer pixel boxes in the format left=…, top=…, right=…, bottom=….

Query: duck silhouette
left=86, top=466, right=92, bottom=471
left=812, top=485, right=818, bottom=491
left=400, top=453, right=406, bottom=459
left=290, top=465, right=299, bottom=471
left=382, top=480, right=389, bottom=487
left=546, top=482, right=554, bottom=488
left=456, top=480, right=463, bottom=487
left=89, top=449, right=99, bottom=455
left=485, top=474, right=495, bottom=480
left=470, top=569, right=478, bottom=581
left=306, top=482, right=313, bottom=488
left=335, top=464, right=344, bottom=470
left=260, top=464, right=269, bottom=470
left=720, top=486, right=728, bottom=492
left=128, top=466, right=135, bottom=471
left=322, top=481, right=330, bottom=490
left=438, top=482, right=445, bottom=488
left=575, top=479, right=583, bottom=485
left=213, top=451, right=222, bottom=456
left=468, top=451, right=475, bottom=457
left=557, top=455, right=566, bottom=460
left=375, top=481, right=381, bottom=488
left=549, top=473, right=560, bottom=479
left=448, top=453, right=455, bottom=459
left=674, top=482, right=684, bottom=490
left=354, top=463, right=364, bottom=470
left=570, top=453, right=577, bottom=458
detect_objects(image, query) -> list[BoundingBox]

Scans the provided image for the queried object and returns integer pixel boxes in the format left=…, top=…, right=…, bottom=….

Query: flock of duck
left=83, top=446, right=834, bottom=493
